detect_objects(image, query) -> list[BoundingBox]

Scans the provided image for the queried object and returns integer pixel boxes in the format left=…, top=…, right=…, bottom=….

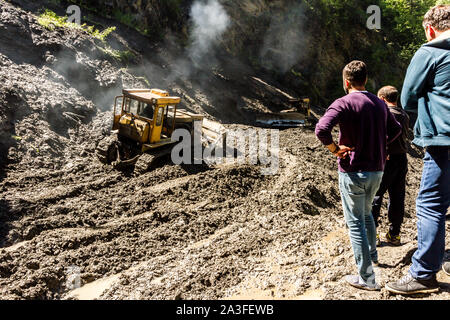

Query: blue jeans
left=409, top=146, right=450, bottom=280
left=339, top=171, right=383, bottom=285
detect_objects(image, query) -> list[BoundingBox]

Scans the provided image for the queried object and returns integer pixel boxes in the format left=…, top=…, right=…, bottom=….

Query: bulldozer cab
left=113, top=89, right=181, bottom=148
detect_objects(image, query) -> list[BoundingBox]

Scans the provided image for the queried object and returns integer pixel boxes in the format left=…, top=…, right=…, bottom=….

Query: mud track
left=1, top=126, right=449, bottom=300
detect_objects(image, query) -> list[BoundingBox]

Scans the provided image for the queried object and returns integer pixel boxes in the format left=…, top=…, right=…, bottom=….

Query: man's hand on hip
left=327, top=143, right=355, bottom=159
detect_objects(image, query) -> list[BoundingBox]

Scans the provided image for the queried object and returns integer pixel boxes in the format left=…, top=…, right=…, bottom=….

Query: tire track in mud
left=0, top=162, right=195, bottom=246
left=0, top=158, right=268, bottom=299
left=1, top=125, right=448, bottom=300
left=65, top=152, right=296, bottom=300
left=97, top=164, right=274, bottom=299
left=64, top=223, right=238, bottom=300
left=96, top=144, right=340, bottom=299
left=95, top=132, right=338, bottom=300
left=213, top=148, right=343, bottom=299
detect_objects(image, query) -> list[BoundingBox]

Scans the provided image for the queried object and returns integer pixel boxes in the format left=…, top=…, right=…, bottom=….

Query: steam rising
left=169, top=0, right=230, bottom=81
left=259, top=3, right=309, bottom=74
left=189, top=0, right=230, bottom=65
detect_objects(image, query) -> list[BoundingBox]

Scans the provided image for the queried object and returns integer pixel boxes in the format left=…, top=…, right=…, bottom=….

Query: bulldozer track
left=96, top=135, right=118, bottom=164
left=133, top=153, right=157, bottom=174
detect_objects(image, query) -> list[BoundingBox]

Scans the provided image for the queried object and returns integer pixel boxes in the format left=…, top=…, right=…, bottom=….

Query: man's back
left=315, top=91, right=401, bottom=172
left=401, top=35, right=450, bottom=147
left=387, top=106, right=410, bottom=155
left=385, top=5, right=450, bottom=295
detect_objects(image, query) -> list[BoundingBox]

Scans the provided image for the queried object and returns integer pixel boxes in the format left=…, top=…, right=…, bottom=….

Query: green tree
left=381, top=0, right=439, bottom=62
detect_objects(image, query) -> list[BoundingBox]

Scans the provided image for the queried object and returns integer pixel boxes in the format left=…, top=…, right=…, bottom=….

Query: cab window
left=139, top=103, right=154, bottom=119
left=123, top=98, right=131, bottom=113
left=155, top=107, right=164, bottom=126
left=129, top=99, right=139, bottom=115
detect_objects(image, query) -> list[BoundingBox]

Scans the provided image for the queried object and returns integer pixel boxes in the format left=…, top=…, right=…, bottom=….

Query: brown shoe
left=385, top=232, right=401, bottom=246
left=385, top=273, right=439, bottom=295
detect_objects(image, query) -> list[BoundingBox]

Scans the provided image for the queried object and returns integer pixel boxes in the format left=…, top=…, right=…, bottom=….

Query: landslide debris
left=0, top=0, right=448, bottom=301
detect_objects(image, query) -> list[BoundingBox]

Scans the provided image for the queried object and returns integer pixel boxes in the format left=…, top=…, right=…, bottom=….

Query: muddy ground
left=0, top=0, right=449, bottom=300
left=1, top=123, right=449, bottom=300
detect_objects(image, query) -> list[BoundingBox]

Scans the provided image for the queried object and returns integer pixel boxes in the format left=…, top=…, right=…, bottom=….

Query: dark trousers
left=371, top=153, right=408, bottom=236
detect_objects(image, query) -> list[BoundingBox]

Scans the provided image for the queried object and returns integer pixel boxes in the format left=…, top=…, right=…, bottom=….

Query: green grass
left=37, top=9, right=116, bottom=41
left=38, top=9, right=134, bottom=64
left=113, top=9, right=151, bottom=36
left=85, top=25, right=116, bottom=41
left=38, top=9, right=74, bottom=29
left=98, top=46, right=135, bottom=64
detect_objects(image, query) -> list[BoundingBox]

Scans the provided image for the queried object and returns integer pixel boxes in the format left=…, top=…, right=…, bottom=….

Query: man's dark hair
left=343, top=61, right=368, bottom=88
left=378, top=86, right=398, bottom=104
left=423, top=5, right=450, bottom=32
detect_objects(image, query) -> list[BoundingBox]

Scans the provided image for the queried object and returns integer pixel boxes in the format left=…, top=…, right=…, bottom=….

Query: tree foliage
left=381, top=0, right=442, bottom=61
left=281, top=0, right=446, bottom=104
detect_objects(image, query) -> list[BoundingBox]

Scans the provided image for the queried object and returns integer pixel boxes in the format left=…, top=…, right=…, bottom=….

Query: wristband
left=332, top=144, right=339, bottom=154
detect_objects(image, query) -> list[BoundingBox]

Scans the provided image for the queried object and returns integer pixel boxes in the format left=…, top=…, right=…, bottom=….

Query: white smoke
left=259, top=2, right=309, bottom=74
left=188, top=0, right=230, bottom=65
left=168, top=0, right=230, bottom=81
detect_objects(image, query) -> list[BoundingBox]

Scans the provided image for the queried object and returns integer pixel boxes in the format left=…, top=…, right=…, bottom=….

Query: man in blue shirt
left=386, top=5, right=450, bottom=295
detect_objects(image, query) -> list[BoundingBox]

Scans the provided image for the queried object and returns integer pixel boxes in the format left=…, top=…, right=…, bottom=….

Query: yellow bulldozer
left=96, top=88, right=226, bottom=172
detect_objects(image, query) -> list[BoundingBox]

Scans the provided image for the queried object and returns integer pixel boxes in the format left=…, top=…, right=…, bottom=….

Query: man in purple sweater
left=315, top=61, right=402, bottom=291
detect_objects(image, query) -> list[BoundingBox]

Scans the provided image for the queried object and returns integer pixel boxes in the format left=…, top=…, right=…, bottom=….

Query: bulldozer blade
left=173, top=109, right=227, bottom=145
left=201, top=118, right=227, bottom=144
